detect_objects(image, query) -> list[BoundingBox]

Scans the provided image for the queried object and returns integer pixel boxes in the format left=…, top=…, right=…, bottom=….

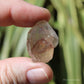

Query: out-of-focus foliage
left=0, top=0, right=84, bottom=84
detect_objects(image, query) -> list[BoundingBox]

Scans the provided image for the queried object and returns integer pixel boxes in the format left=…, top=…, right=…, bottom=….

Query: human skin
left=0, top=0, right=50, bottom=27
left=0, top=0, right=53, bottom=84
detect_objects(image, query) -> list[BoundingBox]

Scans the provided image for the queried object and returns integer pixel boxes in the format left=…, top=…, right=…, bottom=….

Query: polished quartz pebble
left=27, top=20, right=58, bottom=63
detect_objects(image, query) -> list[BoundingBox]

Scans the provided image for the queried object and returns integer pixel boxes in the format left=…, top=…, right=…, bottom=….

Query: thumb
left=0, top=57, right=53, bottom=84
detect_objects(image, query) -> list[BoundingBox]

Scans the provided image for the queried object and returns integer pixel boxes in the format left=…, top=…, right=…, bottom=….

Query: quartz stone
left=27, top=20, right=58, bottom=63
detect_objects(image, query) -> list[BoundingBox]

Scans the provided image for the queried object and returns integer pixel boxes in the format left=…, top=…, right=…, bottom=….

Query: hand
left=0, top=0, right=53, bottom=84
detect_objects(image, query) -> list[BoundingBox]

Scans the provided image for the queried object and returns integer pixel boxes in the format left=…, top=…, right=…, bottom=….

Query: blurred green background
left=0, top=0, right=84, bottom=84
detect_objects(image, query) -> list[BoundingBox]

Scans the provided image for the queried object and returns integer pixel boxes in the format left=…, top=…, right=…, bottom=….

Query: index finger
left=0, top=0, right=51, bottom=27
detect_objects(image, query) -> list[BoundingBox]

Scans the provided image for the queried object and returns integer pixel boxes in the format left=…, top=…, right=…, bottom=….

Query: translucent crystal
left=27, top=20, right=58, bottom=63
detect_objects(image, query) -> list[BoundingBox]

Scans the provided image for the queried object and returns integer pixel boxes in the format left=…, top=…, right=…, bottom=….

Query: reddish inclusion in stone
left=32, top=39, right=53, bottom=54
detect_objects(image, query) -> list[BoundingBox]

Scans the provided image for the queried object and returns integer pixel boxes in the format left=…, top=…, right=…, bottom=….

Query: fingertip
left=11, top=2, right=51, bottom=27
left=42, top=8, right=51, bottom=21
left=27, top=63, right=53, bottom=84
left=41, top=63, right=53, bottom=81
